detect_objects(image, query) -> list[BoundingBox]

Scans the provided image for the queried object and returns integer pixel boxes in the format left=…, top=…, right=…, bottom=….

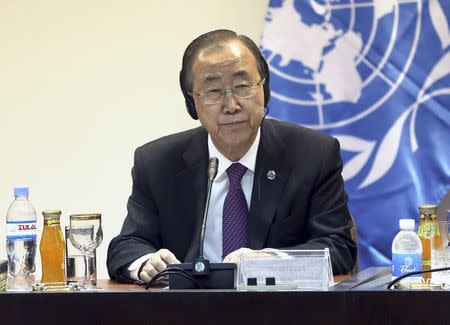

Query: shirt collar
left=208, top=128, right=260, bottom=179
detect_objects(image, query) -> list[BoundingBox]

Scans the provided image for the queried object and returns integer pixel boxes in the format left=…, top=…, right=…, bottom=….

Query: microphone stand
left=167, top=157, right=236, bottom=289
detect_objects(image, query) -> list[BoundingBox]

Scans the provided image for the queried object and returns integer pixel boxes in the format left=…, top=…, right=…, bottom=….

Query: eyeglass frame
left=188, top=78, right=265, bottom=105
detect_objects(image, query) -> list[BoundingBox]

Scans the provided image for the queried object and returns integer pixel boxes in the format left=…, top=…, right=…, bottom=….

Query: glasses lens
left=200, top=80, right=261, bottom=104
left=233, top=84, right=255, bottom=98
left=203, top=89, right=223, bottom=104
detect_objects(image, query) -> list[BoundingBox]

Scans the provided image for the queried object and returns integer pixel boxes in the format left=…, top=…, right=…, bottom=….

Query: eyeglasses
left=189, top=78, right=265, bottom=105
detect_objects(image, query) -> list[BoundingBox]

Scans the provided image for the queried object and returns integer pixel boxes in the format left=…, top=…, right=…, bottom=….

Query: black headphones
left=179, top=52, right=271, bottom=120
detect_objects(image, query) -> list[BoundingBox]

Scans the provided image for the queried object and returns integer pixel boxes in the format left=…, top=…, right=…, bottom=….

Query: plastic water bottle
left=6, top=187, right=37, bottom=291
left=391, top=218, right=422, bottom=283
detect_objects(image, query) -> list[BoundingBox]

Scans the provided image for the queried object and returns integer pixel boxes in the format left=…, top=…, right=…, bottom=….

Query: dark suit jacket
left=107, top=119, right=357, bottom=282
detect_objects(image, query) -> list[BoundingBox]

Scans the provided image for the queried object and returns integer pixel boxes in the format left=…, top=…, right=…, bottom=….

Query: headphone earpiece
left=180, top=70, right=199, bottom=120
left=183, top=90, right=198, bottom=120
left=261, top=56, right=271, bottom=108
left=263, top=80, right=270, bottom=108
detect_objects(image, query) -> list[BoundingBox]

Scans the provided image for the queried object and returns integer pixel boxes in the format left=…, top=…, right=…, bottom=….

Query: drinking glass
left=431, top=220, right=450, bottom=287
left=65, top=226, right=97, bottom=285
left=69, top=214, right=103, bottom=289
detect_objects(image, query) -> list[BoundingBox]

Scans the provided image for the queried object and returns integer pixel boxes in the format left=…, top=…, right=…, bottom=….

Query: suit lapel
left=248, top=120, right=291, bottom=249
left=174, top=128, right=209, bottom=262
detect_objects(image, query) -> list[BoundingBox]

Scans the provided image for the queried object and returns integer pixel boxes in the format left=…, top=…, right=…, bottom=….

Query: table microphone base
left=167, top=262, right=236, bottom=289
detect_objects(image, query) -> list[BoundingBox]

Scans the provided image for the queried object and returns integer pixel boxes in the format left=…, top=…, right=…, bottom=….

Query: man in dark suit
left=107, top=29, right=357, bottom=283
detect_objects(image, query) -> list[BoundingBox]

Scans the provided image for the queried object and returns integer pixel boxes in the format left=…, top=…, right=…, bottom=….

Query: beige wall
left=0, top=0, right=269, bottom=279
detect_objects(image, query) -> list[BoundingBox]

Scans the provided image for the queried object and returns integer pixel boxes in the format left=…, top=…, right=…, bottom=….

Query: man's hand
left=223, top=248, right=284, bottom=264
left=139, top=249, right=180, bottom=283
left=222, top=248, right=253, bottom=264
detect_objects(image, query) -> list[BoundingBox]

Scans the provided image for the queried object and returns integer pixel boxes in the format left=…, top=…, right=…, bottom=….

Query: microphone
left=166, top=157, right=236, bottom=289
left=190, top=157, right=218, bottom=275
left=198, top=157, right=218, bottom=259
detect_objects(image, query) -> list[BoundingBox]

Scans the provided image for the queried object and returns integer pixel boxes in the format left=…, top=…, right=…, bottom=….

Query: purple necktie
left=222, top=163, right=248, bottom=258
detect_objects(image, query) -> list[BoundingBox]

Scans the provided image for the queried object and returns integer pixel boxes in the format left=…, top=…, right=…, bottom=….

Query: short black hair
left=180, top=29, right=267, bottom=91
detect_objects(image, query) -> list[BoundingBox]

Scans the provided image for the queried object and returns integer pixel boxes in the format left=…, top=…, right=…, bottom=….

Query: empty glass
left=431, top=220, right=450, bottom=287
left=65, top=226, right=97, bottom=285
left=69, top=214, right=103, bottom=289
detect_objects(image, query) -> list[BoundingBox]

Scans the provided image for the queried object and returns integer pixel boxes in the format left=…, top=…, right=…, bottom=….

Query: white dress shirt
left=203, top=129, right=260, bottom=262
left=128, top=129, right=261, bottom=281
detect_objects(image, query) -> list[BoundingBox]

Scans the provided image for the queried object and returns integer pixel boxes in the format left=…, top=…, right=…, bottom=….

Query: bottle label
left=392, top=253, right=422, bottom=277
left=418, top=219, right=431, bottom=239
left=44, top=218, right=61, bottom=226
left=6, top=221, right=37, bottom=240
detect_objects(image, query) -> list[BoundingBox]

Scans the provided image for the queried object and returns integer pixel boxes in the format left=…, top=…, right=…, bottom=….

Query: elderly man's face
left=191, top=40, right=265, bottom=161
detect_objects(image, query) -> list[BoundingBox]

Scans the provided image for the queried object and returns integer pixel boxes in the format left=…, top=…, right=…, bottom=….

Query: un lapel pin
left=266, top=170, right=276, bottom=180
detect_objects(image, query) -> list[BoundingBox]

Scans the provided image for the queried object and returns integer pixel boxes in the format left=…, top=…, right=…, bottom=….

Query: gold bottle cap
left=42, top=210, right=62, bottom=219
left=419, top=204, right=438, bottom=214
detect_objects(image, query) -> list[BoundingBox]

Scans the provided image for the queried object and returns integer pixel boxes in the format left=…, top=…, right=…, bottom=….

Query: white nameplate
left=237, top=249, right=333, bottom=291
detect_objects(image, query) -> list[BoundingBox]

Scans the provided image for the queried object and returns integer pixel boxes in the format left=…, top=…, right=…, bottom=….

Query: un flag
left=261, top=0, right=450, bottom=269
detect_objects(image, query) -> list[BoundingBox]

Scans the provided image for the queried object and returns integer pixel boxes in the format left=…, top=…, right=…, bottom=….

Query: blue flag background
left=261, top=0, right=450, bottom=269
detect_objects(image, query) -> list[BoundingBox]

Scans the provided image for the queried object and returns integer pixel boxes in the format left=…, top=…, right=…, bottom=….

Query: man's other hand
left=222, top=248, right=253, bottom=264
left=223, top=248, right=283, bottom=264
left=139, top=249, right=180, bottom=282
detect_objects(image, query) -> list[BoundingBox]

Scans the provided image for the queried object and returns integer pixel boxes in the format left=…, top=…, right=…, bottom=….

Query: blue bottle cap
left=14, top=187, right=29, bottom=197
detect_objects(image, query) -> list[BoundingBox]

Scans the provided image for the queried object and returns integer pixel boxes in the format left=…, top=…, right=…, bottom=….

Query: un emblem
left=262, top=0, right=450, bottom=189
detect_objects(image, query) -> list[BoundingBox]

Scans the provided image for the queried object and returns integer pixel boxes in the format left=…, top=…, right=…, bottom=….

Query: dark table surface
left=1, top=267, right=448, bottom=325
